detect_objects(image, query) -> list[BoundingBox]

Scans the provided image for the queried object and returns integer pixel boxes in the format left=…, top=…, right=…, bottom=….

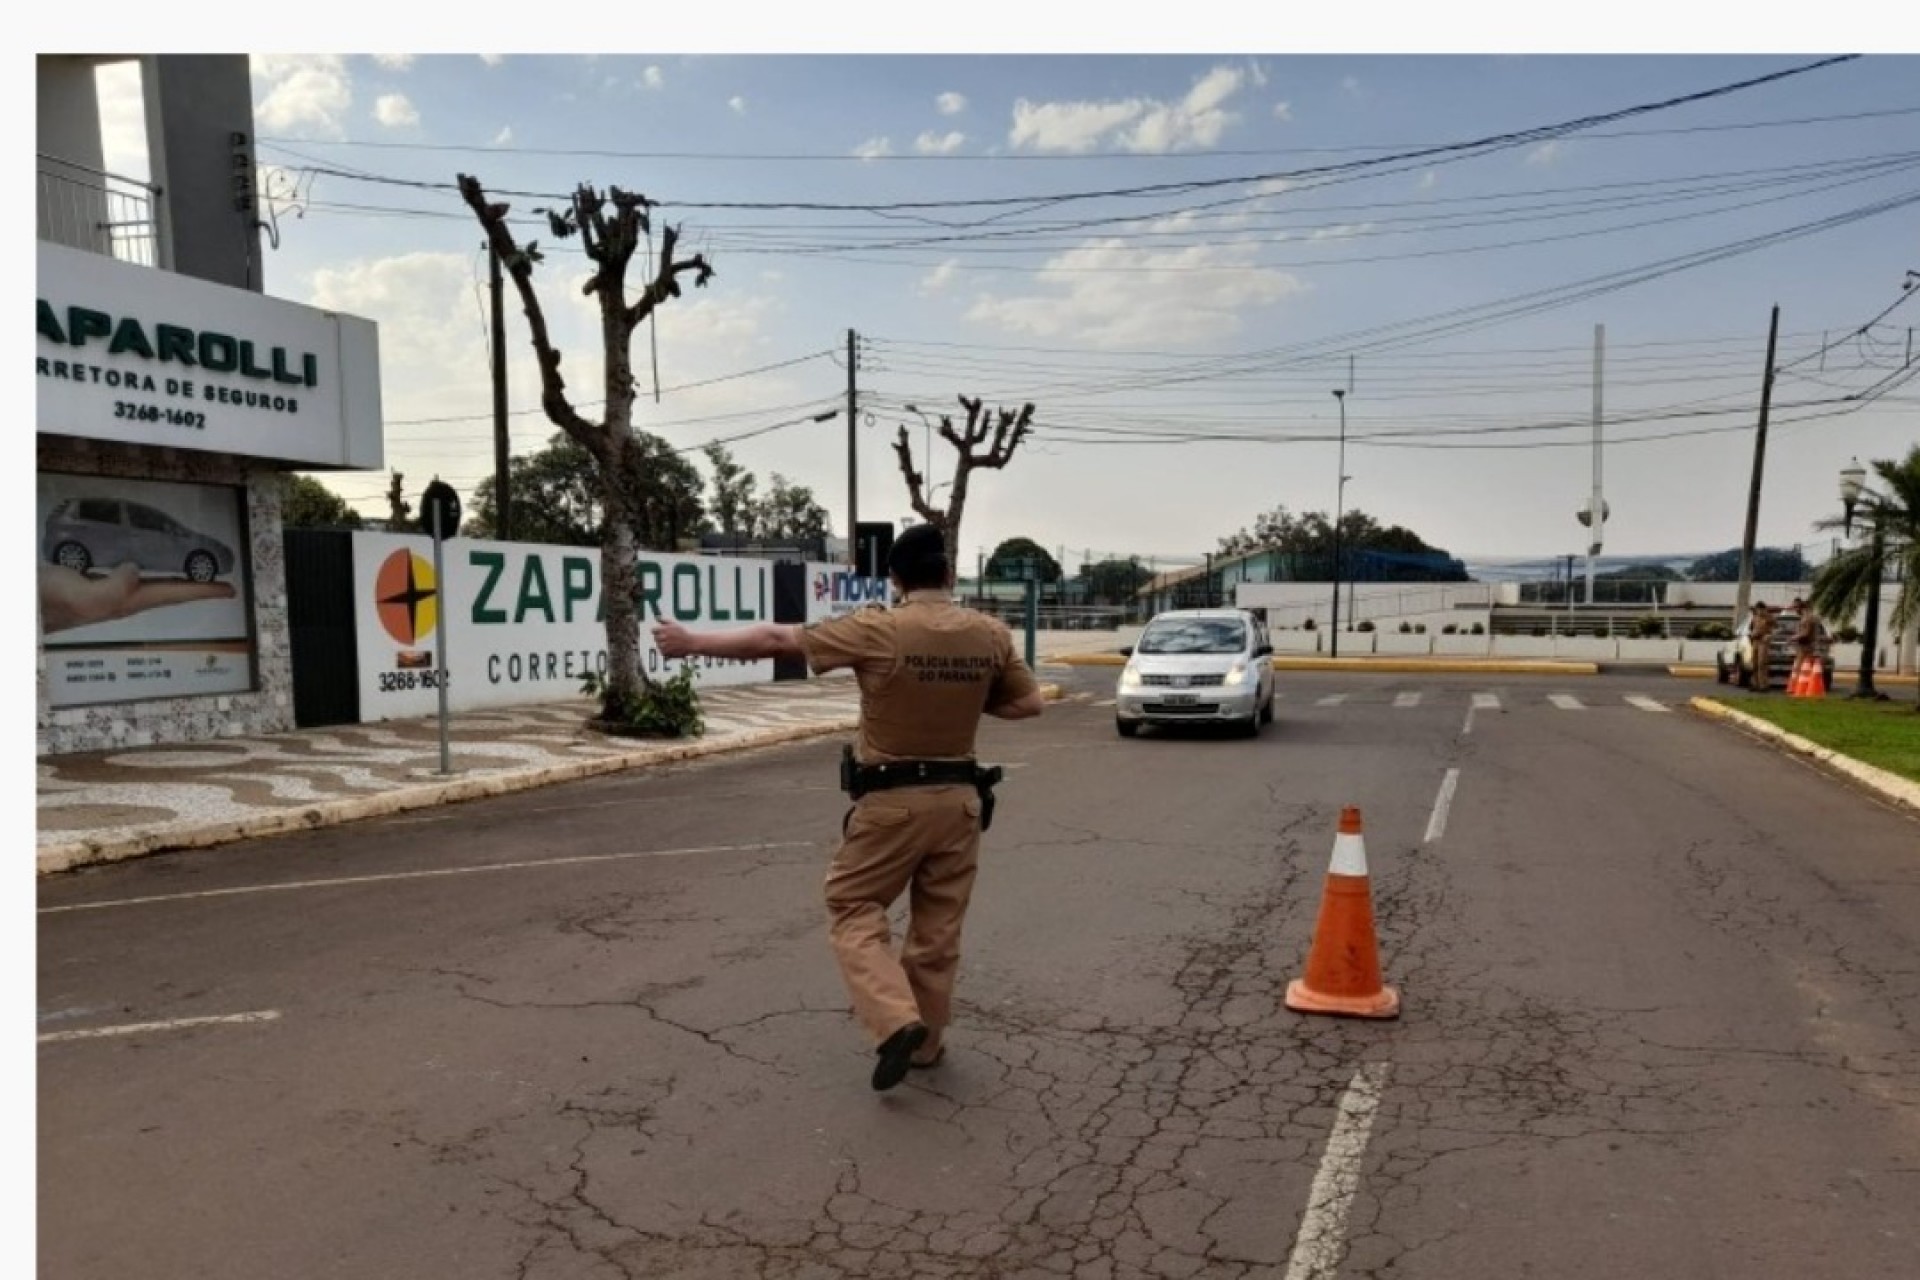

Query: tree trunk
left=600, top=452, right=643, bottom=707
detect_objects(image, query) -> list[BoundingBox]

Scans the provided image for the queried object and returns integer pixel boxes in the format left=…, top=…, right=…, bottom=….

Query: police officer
left=653, top=523, right=1045, bottom=1091
left=1749, top=601, right=1776, bottom=692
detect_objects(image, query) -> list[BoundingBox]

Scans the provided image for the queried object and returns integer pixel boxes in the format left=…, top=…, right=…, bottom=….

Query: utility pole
left=488, top=241, right=510, bottom=539
left=1583, top=324, right=1605, bottom=612
left=844, top=329, right=858, bottom=565
left=1734, top=305, right=1781, bottom=627
left=1330, top=388, right=1347, bottom=659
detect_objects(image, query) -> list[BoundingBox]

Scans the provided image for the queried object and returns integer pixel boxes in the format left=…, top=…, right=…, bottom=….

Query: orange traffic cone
left=1787, top=655, right=1822, bottom=698
left=1285, top=807, right=1401, bottom=1019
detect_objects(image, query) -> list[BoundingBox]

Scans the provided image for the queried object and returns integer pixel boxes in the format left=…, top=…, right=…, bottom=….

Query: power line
left=261, top=57, right=1861, bottom=215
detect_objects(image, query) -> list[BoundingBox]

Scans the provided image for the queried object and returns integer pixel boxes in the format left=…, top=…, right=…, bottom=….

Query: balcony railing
left=37, top=154, right=161, bottom=266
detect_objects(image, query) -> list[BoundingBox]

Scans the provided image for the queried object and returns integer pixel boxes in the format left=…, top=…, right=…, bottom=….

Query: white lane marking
left=1092, top=698, right=1116, bottom=708
left=1464, top=692, right=1500, bottom=736
left=1425, top=768, right=1460, bottom=844
left=1625, top=694, right=1670, bottom=713
left=1393, top=692, right=1422, bottom=708
left=1549, top=694, right=1585, bottom=710
left=1284, top=1062, right=1392, bottom=1280
left=39, top=1010, right=281, bottom=1043
left=1315, top=694, right=1348, bottom=707
left=38, top=842, right=814, bottom=915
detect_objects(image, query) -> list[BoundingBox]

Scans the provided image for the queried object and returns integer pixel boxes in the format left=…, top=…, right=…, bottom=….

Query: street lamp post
left=1330, top=389, right=1348, bottom=659
left=1840, top=458, right=1886, bottom=700
left=905, top=403, right=937, bottom=499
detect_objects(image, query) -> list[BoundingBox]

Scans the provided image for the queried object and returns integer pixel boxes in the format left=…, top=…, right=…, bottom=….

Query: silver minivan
left=1115, top=608, right=1275, bottom=738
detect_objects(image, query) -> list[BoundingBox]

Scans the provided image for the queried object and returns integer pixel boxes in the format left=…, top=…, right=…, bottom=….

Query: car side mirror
left=1119, top=646, right=1134, bottom=658
left=1256, top=643, right=1272, bottom=657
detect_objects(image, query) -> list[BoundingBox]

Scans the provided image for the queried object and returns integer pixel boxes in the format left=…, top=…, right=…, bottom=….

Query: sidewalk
left=37, top=636, right=1108, bottom=876
left=37, top=680, right=867, bottom=876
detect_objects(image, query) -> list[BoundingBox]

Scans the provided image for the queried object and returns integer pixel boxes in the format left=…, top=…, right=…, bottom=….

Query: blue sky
left=74, top=27, right=1920, bottom=578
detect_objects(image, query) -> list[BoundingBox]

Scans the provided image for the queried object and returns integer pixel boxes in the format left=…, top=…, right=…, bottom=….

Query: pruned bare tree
left=457, top=173, right=714, bottom=724
left=892, top=396, right=1035, bottom=560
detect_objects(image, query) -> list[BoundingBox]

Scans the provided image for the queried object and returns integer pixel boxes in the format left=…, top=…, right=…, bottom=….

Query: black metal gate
left=285, top=528, right=360, bottom=727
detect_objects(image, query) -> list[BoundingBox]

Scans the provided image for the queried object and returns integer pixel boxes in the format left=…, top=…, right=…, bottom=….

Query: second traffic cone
left=1285, top=807, right=1401, bottom=1019
left=1787, top=655, right=1821, bottom=698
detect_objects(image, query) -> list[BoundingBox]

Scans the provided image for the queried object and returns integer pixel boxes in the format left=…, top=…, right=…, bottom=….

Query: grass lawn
left=1715, top=694, right=1920, bottom=784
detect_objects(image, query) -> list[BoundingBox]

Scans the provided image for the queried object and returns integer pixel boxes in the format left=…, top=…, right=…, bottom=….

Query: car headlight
left=1120, top=665, right=1141, bottom=690
left=1224, top=662, right=1249, bottom=686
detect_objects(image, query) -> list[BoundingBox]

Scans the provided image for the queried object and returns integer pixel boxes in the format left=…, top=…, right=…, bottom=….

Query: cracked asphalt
left=37, top=669, right=1920, bottom=1278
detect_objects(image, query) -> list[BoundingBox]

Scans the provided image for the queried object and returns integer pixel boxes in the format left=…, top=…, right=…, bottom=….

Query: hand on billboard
left=39, top=562, right=237, bottom=634
left=653, top=617, right=696, bottom=659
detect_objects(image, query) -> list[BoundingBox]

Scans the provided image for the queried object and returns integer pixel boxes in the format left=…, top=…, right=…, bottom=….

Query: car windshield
left=1138, top=618, right=1247, bottom=655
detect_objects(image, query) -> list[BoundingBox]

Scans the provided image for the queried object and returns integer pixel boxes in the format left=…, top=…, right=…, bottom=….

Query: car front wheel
left=53, top=542, right=92, bottom=574
left=1714, top=657, right=1730, bottom=684
left=1116, top=718, right=1139, bottom=738
left=184, top=550, right=218, bottom=583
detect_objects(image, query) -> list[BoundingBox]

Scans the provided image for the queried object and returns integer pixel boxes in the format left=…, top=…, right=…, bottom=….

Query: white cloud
left=493, top=126, right=513, bottom=146
left=966, top=238, right=1305, bottom=348
left=253, top=55, right=353, bottom=137
left=853, top=136, right=892, bottom=160
left=915, top=130, right=965, bottom=155
left=374, top=93, right=419, bottom=128
left=1249, top=61, right=1269, bottom=88
left=643, top=65, right=664, bottom=90
left=919, top=261, right=961, bottom=294
left=936, top=91, right=967, bottom=116
left=479, top=54, right=505, bottom=67
left=1525, top=140, right=1563, bottom=166
left=1272, top=100, right=1293, bottom=121
left=372, top=54, right=415, bottom=71
left=729, top=95, right=747, bottom=115
left=306, top=253, right=491, bottom=417
left=1418, top=169, right=1438, bottom=190
left=1009, top=64, right=1248, bottom=154
left=93, top=61, right=148, bottom=181
left=1341, top=75, right=1362, bottom=96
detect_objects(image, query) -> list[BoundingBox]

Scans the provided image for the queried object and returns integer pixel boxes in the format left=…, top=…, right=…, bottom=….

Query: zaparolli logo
left=375, top=548, right=438, bottom=662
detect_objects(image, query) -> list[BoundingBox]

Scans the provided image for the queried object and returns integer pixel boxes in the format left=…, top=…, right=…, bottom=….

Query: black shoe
left=871, top=1022, right=929, bottom=1092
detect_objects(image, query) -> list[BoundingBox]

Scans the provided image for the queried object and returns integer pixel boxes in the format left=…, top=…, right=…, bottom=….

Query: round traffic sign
left=420, top=480, right=462, bottom=538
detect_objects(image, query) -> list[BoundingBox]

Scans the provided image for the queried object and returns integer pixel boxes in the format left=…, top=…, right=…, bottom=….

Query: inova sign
left=351, top=532, right=774, bottom=718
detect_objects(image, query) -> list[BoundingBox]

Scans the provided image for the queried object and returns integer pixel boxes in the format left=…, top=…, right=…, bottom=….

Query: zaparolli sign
left=353, top=532, right=774, bottom=718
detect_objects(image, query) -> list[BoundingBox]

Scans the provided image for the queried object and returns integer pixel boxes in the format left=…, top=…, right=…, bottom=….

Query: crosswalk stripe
left=1472, top=693, right=1501, bottom=710
left=1548, top=694, right=1585, bottom=710
left=1316, top=694, right=1348, bottom=706
left=1625, top=695, right=1669, bottom=713
left=1393, top=692, right=1422, bottom=708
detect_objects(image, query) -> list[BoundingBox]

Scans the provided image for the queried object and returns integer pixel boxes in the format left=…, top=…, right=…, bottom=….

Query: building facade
left=36, top=55, right=383, bottom=755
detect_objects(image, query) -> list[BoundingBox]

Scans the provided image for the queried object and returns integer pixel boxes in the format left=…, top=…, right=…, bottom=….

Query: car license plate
left=1161, top=694, right=1197, bottom=706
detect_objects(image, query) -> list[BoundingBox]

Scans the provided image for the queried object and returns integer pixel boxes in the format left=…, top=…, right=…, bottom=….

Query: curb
left=36, top=683, right=1068, bottom=876
left=1050, top=653, right=1600, bottom=675
left=37, top=718, right=861, bottom=876
left=1688, top=696, right=1920, bottom=816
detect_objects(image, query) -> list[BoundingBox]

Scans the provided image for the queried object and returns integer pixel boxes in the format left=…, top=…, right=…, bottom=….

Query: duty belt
left=839, top=746, right=1005, bottom=830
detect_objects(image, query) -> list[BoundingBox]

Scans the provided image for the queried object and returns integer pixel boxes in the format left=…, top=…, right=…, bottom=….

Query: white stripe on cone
left=1328, top=831, right=1369, bottom=877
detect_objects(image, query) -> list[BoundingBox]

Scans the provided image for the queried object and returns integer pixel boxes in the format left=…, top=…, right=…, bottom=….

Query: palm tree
left=1808, top=445, right=1920, bottom=707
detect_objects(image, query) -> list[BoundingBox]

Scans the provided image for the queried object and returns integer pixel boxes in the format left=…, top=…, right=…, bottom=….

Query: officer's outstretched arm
left=655, top=619, right=806, bottom=662
left=986, top=688, right=1046, bottom=720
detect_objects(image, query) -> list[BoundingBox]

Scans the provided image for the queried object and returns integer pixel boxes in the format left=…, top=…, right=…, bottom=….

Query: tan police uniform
left=799, top=589, right=1040, bottom=1048
left=1750, top=605, right=1775, bottom=691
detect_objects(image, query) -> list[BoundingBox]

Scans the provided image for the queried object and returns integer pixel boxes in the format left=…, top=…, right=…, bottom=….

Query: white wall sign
left=353, top=534, right=775, bottom=718
left=36, top=241, right=382, bottom=469
left=37, top=474, right=254, bottom=706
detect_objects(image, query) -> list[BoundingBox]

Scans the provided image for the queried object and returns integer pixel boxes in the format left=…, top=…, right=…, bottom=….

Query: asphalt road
left=38, top=668, right=1920, bottom=1279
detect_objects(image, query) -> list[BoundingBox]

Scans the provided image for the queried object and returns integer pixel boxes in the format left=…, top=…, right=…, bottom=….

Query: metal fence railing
left=37, top=154, right=161, bottom=266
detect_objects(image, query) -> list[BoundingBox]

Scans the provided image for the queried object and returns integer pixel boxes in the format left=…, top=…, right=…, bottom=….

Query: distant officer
left=1749, top=601, right=1776, bottom=692
left=654, top=523, right=1045, bottom=1090
left=1789, top=596, right=1828, bottom=690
